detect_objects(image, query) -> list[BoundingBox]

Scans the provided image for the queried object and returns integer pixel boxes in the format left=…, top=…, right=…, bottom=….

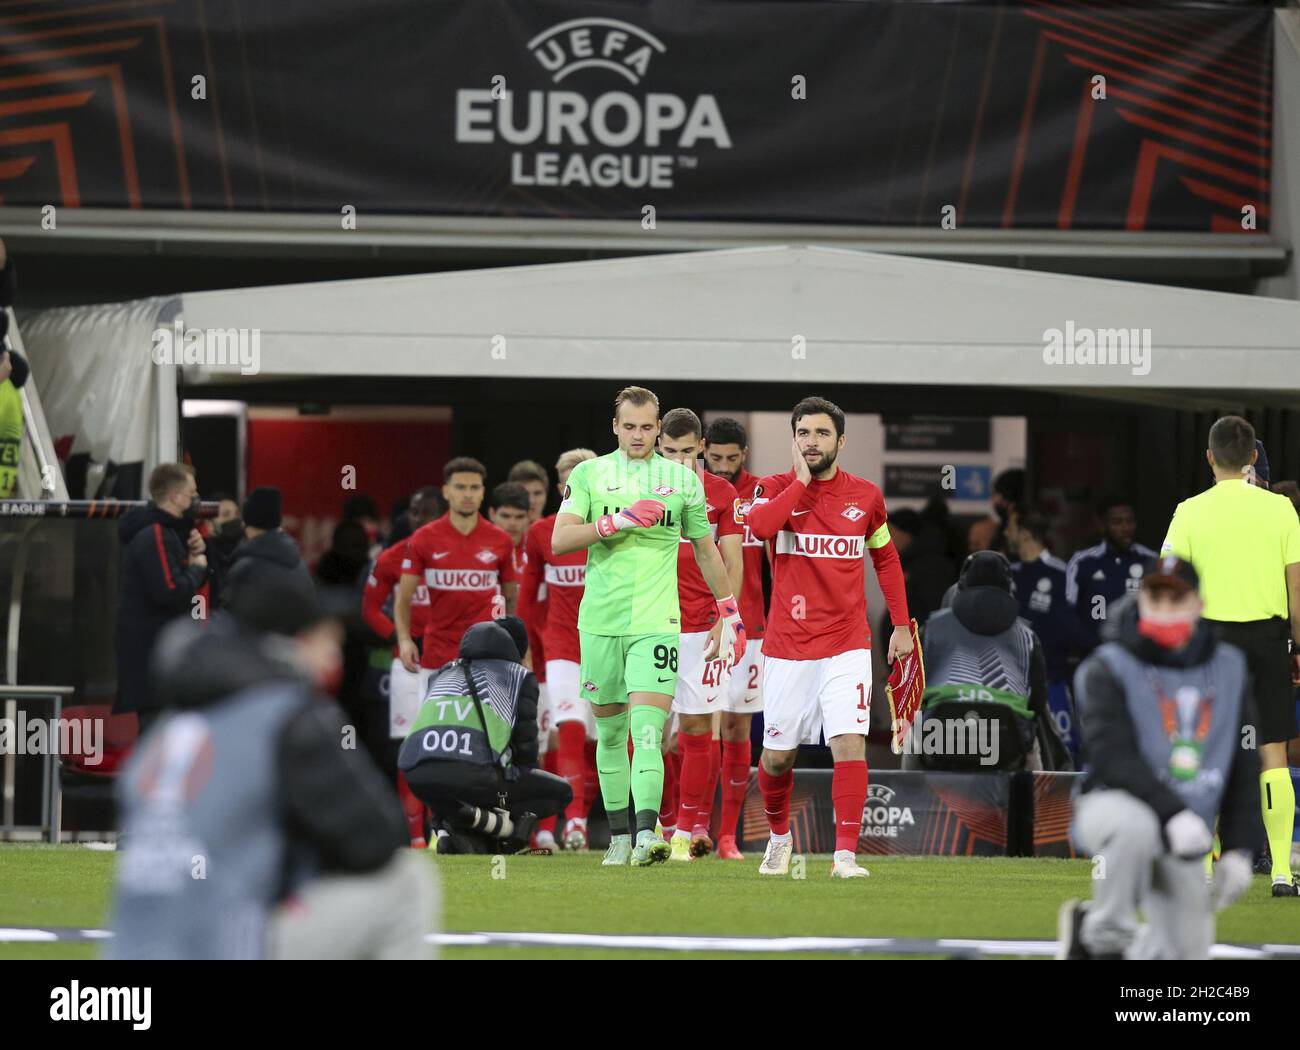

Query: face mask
left=217, top=519, right=244, bottom=542
left=179, top=493, right=200, bottom=523
left=1137, top=611, right=1195, bottom=650
left=316, top=654, right=344, bottom=695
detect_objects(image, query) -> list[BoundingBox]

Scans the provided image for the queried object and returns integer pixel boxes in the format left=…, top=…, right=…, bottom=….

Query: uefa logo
left=528, top=19, right=666, bottom=85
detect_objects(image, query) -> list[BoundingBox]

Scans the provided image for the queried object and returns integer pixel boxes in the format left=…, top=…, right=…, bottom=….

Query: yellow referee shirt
left=1161, top=478, right=1300, bottom=622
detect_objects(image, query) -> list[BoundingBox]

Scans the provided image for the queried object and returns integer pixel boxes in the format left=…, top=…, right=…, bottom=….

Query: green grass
left=1, top=844, right=1297, bottom=959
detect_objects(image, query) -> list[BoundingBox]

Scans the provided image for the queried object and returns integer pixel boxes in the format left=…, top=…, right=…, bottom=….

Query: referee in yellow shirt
left=1162, top=416, right=1300, bottom=897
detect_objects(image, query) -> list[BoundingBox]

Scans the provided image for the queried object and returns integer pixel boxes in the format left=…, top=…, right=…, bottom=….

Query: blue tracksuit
left=1066, top=540, right=1159, bottom=648
left=1012, top=552, right=1091, bottom=762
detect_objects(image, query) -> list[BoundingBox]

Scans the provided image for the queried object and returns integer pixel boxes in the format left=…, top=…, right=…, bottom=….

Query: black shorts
left=1208, top=618, right=1297, bottom=745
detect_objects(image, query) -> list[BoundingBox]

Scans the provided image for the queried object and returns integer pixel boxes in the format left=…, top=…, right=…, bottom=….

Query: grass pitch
left=2, top=844, right=1296, bottom=960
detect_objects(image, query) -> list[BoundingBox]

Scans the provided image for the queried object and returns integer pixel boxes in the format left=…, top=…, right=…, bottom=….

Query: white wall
left=706, top=409, right=1025, bottom=516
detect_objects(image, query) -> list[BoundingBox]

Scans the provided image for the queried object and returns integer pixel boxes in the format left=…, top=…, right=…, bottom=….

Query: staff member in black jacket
left=1059, top=558, right=1261, bottom=960
left=219, top=486, right=311, bottom=609
left=114, top=463, right=209, bottom=733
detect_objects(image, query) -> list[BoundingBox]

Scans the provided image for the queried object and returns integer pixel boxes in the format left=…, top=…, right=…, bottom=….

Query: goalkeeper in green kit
left=552, top=386, right=746, bottom=867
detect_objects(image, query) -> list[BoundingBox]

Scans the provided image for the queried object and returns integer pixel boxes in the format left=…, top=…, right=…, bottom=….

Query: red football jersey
left=363, top=539, right=431, bottom=657
left=510, top=536, right=545, bottom=680
left=522, top=513, right=585, bottom=664
left=747, top=469, right=908, bottom=661
left=402, top=514, right=517, bottom=669
left=676, top=469, right=743, bottom=632
left=730, top=468, right=767, bottom=638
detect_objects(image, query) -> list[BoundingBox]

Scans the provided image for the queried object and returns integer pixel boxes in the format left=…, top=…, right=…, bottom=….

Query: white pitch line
left=1, top=927, right=1296, bottom=958
left=426, top=931, right=1296, bottom=958
left=0, top=928, right=57, bottom=942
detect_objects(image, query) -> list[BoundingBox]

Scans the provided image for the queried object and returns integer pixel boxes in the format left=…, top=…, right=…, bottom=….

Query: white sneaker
left=534, top=831, right=560, bottom=855
left=758, top=836, right=792, bottom=876
left=830, top=851, right=869, bottom=879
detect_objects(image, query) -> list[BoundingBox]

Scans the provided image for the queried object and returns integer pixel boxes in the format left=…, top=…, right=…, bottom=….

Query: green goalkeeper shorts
left=579, top=631, right=679, bottom=705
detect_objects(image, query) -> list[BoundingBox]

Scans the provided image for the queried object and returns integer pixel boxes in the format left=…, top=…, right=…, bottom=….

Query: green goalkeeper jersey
left=559, top=450, right=710, bottom=636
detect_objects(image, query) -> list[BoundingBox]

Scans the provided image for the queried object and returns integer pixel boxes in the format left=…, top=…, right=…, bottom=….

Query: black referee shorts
left=1208, top=618, right=1297, bottom=745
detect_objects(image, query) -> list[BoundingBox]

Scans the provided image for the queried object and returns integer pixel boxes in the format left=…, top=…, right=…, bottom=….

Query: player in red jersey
left=745, top=398, right=913, bottom=879
left=489, top=479, right=564, bottom=851
left=362, top=485, right=443, bottom=846
left=395, top=456, right=517, bottom=695
left=703, top=417, right=769, bottom=860
left=363, top=486, right=445, bottom=738
left=506, top=463, right=552, bottom=736
left=488, top=481, right=533, bottom=596
left=507, top=459, right=550, bottom=525
left=520, top=448, right=599, bottom=849
left=657, top=409, right=744, bottom=861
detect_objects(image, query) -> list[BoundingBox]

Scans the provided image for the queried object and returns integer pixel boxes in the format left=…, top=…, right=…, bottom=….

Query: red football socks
left=758, top=763, right=794, bottom=837
left=537, top=748, right=560, bottom=835
left=675, top=731, right=713, bottom=836
left=719, top=739, right=751, bottom=840
left=396, top=771, right=426, bottom=845
left=558, top=721, right=588, bottom=822
left=695, top=739, right=721, bottom=833
left=832, top=759, right=868, bottom=854
left=659, top=749, right=680, bottom=830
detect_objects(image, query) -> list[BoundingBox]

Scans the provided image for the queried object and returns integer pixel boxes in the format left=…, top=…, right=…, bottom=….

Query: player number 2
left=653, top=644, right=679, bottom=671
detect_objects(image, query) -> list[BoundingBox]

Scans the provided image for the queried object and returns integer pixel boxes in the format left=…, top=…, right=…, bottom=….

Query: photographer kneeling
left=904, top=551, right=1071, bottom=772
left=400, top=617, right=572, bottom=853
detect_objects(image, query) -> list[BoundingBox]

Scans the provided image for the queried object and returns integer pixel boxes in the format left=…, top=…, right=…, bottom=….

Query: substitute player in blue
left=1007, top=505, right=1092, bottom=765
left=1066, top=496, right=1158, bottom=649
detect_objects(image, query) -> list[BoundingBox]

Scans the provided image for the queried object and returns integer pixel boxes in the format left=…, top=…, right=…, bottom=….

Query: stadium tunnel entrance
left=179, top=373, right=1300, bottom=565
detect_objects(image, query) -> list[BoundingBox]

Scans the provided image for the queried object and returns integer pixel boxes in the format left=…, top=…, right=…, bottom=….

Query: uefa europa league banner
left=0, top=0, right=1271, bottom=229
left=737, top=770, right=1014, bottom=857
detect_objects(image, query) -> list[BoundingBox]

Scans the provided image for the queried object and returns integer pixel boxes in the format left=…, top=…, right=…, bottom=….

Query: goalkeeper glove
left=596, top=498, right=665, bottom=538
left=712, top=595, right=746, bottom=666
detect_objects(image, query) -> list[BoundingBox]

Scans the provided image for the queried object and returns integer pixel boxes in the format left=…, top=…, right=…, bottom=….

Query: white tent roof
left=180, top=245, right=1300, bottom=391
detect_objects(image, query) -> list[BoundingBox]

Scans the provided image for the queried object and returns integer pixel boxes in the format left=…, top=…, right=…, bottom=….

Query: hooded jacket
left=461, top=620, right=540, bottom=769
left=114, top=504, right=209, bottom=714
left=924, top=579, right=1073, bottom=770
left=110, top=615, right=407, bottom=958
left=150, top=614, right=408, bottom=875
left=1074, top=600, right=1262, bottom=852
left=219, top=528, right=312, bottom=613
left=400, top=621, right=541, bottom=774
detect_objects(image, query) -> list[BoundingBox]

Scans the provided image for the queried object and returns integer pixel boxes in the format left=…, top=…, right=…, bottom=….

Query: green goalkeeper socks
left=595, top=710, right=631, bottom=836
left=629, top=705, right=668, bottom=836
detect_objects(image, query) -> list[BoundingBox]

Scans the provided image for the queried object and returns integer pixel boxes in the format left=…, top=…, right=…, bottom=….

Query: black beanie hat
left=959, top=550, right=1013, bottom=592
left=243, top=486, right=283, bottom=530
left=495, top=616, right=530, bottom=662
